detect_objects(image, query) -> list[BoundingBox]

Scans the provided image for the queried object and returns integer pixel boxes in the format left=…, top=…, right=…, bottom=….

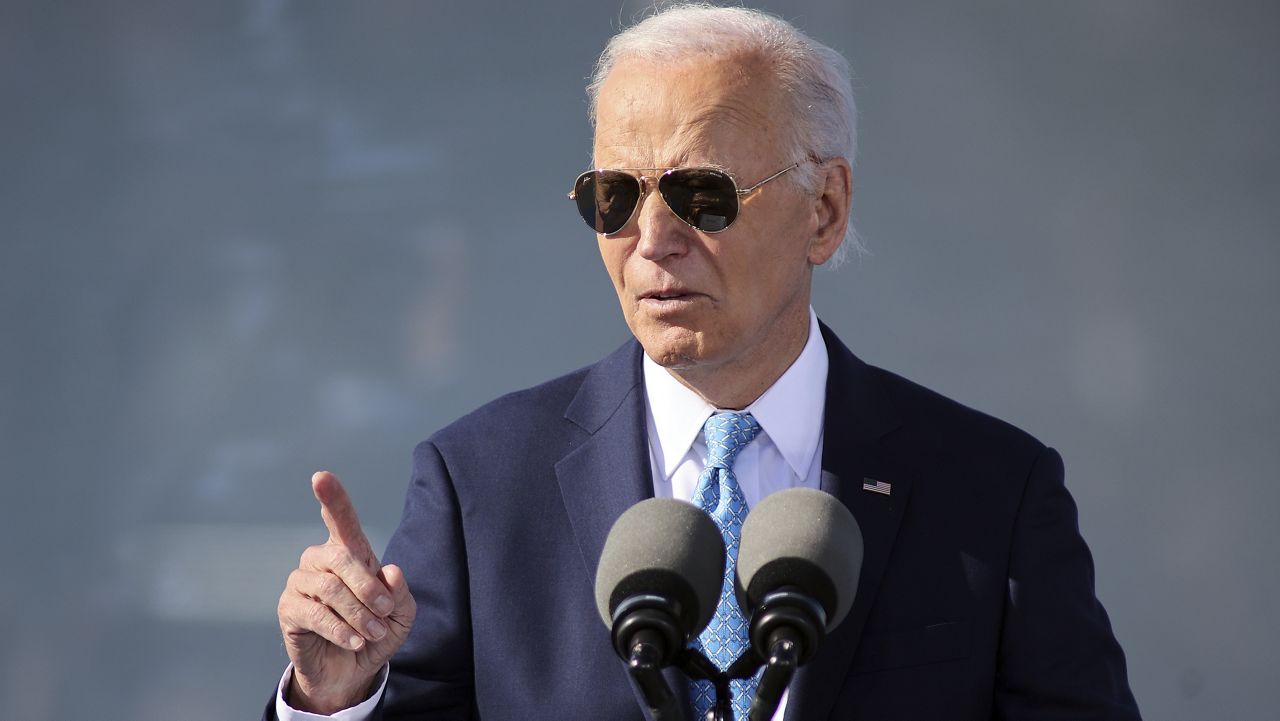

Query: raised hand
left=277, top=471, right=417, bottom=714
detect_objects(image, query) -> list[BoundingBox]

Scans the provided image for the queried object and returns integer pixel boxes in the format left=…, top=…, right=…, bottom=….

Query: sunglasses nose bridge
left=633, top=174, right=679, bottom=227
left=629, top=174, right=669, bottom=226
left=634, top=173, right=653, bottom=198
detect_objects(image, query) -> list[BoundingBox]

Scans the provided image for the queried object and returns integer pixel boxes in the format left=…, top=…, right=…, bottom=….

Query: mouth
left=638, top=288, right=704, bottom=312
left=641, top=286, right=701, bottom=301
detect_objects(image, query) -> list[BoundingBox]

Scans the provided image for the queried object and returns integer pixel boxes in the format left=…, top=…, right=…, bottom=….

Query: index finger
left=312, top=471, right=377, bottom=565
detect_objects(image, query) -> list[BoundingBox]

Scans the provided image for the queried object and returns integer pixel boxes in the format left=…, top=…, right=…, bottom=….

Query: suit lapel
left=555, top=339, right=654, bottom=584
left=554, top=340, right=691, bottom=720
left=785, top=324, right=911, bottom=721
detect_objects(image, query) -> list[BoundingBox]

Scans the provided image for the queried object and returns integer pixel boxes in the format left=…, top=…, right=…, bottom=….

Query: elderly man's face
left=593, top=54, right=838, bottom=391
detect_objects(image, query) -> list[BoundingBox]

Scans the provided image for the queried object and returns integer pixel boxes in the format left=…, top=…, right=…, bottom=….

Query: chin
left=635, top=327, right=719, bottom=370
left=645, top=348, right=698, bottom=369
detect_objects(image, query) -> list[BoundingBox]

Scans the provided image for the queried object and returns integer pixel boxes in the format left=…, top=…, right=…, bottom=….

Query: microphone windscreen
left=738, top=487, right=863, bottom=630
left=594, top=498, right=725, bottom=637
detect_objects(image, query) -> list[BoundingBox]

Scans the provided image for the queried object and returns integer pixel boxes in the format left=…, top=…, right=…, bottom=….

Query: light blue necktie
left=689, top=412, right=762, bottom=720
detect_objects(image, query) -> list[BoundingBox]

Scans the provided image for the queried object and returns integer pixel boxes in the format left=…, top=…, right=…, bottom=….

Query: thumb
left=380, top=564, right=415, bottom=621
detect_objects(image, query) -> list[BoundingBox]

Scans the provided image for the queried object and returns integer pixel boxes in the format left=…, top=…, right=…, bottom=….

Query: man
left=268, top=5, right=1140, bottom=720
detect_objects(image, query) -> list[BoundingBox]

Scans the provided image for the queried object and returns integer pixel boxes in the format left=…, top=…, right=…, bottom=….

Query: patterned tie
left=689, top=412, right=762, bottom=720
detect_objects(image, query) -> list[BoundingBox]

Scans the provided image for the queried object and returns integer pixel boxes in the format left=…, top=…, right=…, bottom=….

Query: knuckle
left=323, top=545, right=351, bottom=569
left=349, top=576, right=378, bottom=601
left=328, top=614, right=351, bottom=638
left=346, top=605, right=371, bottom=628
left=305, top=602, right=330, bottom=628
left=299, top=544, right=326, bottom=568
left=337, top=546, right=365, bottom=570
left=317, top=574, right=344, bottom=599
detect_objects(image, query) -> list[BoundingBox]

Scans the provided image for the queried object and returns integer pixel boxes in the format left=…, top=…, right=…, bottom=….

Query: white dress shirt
left=277, top=308, right=829, bottom=720
left=643, top=307, right=827, bottom=721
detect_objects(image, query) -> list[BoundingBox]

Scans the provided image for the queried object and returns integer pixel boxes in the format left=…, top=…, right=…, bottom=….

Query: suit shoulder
left=867, top=363, right=1047, bottom=457
left=422, top=363, right=594, bottom=452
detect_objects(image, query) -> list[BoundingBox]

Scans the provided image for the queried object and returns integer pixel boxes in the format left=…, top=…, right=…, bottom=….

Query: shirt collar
left=642, top=307, right=829, bottom=481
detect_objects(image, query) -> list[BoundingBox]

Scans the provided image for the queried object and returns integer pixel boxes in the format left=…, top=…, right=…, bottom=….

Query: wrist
left=286, top=669, right=379, bottom=715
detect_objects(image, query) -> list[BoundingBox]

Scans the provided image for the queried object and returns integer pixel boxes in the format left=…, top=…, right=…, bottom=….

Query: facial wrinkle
left=681, top=101, right=766, bottom=134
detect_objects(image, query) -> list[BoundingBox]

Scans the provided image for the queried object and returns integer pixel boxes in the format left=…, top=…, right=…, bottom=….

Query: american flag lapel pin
left=862, top=477, right=892, bottom=496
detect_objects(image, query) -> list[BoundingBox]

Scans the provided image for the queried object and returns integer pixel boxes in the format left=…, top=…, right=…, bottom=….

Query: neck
left=666, top=305, right=811, bottom=410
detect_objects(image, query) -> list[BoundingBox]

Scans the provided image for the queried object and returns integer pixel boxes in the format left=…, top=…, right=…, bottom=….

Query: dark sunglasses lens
left=658, top=169, right=738, bottom=232
left=574, top=171, right=641, bottom=234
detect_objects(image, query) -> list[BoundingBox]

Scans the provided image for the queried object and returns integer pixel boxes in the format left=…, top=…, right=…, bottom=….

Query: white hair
left=587, top=2, right=863, bottom=261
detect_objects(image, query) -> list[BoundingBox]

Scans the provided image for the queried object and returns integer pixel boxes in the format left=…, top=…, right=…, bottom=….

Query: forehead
left=592, top=53, right=785, bottom=168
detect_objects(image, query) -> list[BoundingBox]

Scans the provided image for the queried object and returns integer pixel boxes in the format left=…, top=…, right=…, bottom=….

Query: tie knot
left=702, top=412, right=761, bottom=469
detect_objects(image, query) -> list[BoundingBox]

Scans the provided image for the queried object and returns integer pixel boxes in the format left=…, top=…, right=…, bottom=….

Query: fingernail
left=366, top=619, right=388, bottom=640
left=374, top=596, right=394, bottom=615
left=349, top=635, right=365, bottom=650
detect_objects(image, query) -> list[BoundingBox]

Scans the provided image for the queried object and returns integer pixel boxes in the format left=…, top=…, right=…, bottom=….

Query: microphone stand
left=625, top=628, right=689, bottom=721
left=613, top=596, right=691, bottom=721
left=678, top=588, right=827, bottom=721
left=744, top=589, right=824, bottom=721
left=677, top=649, right=761, bottom=721
left=747, top=631, right=800, bottom=721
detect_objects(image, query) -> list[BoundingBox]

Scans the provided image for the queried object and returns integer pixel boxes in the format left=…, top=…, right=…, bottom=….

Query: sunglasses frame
left=568, top=161, right=801, bottom=235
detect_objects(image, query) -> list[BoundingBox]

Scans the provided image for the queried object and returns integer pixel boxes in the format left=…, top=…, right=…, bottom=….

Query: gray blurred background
left=2, top=0, right=1277, bottom=718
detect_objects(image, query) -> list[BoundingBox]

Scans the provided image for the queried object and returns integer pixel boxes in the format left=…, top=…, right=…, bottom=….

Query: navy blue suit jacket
left=268, top=324, right=1139, bottom=720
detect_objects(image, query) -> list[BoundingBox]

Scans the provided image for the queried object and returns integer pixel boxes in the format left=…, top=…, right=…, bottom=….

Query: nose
left=633, top=177, right=693, bottom=261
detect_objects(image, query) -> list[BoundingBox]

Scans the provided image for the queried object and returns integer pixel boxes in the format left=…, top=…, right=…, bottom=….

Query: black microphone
left=736, top=488, right=863, bottom=721
left=595, top=498, right=725, bottom=721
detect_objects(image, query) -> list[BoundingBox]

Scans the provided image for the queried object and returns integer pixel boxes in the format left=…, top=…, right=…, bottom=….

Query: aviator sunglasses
left=569, top=162, right=800, bottom=235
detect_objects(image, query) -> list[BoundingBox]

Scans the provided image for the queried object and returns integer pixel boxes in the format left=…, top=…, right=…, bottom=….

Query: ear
left=807, top=157, right=853, bottom=265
